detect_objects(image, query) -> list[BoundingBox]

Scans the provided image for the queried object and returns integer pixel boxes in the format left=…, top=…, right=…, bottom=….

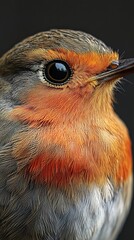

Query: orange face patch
left=9, top=48, right=132, bottom=189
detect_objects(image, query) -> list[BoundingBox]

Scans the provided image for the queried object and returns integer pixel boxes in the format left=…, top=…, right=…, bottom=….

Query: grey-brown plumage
left=0, top=29, right=111, bottom=75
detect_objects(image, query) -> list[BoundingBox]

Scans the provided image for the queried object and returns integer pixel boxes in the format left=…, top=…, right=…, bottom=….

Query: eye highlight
left=44, top=60, right=72, bottom=85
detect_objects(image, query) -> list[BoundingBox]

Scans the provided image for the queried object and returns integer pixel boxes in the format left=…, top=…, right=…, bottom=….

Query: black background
left=0, top=1, right=134, bottom=239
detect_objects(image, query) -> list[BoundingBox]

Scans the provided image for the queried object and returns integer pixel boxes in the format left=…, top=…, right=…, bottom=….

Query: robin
left=0, top=29, right=134, bottom=240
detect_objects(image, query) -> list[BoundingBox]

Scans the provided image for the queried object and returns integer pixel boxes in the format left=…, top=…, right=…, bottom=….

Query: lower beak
left=96, top=58, right=134, bottom=83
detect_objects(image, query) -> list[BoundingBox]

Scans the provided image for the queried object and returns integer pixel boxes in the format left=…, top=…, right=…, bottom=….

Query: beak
left=95, top=58, right=134, bottom=83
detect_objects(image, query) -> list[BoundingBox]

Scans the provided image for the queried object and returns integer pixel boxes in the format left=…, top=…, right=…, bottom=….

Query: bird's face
left=9, top=49, right=119, bottom=125
left=0, top=30, right=124, bottom=126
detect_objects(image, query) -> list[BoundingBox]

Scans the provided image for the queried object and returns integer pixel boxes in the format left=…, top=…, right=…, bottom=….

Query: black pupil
left=45, top=60, right=71, bottom=85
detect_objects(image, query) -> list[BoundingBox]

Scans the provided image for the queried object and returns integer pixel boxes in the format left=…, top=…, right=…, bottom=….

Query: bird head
left=0, top=29, right=134, bottom=126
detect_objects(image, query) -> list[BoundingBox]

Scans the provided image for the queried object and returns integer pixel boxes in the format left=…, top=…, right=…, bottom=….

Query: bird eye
left=44, top=60, right=72, bottom=85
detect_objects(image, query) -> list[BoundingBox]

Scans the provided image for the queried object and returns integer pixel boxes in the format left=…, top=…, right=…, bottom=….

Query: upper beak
left=95, top=58, right=134, bottom=83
